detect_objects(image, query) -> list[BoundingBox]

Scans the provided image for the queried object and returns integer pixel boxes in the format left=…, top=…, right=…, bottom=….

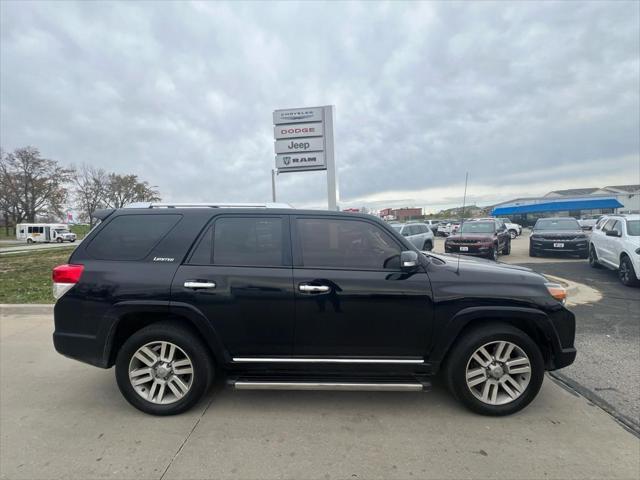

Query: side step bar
left=231, top=381, right=427, bottom=392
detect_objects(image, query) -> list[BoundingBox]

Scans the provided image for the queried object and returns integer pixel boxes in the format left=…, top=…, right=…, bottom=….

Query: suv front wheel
left=115, top=322, right=213, bottom=415
left=444, top=324, right=544, bottom=416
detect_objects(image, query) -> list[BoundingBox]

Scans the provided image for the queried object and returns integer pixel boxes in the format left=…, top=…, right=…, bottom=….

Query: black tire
left=488, top=245, right=498, bottom=261
left=529, top=245, right=538, bottom=257
left=619, top=255, right=640, bottom=287
left=444, top=323, right=545, bottom=416
left=56, top=237, right=63, bottom=243
left=509, top=230, right=517, bottom=239
left=502, top=240, right=511, bottom=255
left=588, top=245, right=601, bottom=268
left=423, top=239, right=433, bottom=251
left=70, top=239, right=76, bottom=242
left=27, top=238, right=33, bottom=244
left=115, top=322, right=213, bottom=415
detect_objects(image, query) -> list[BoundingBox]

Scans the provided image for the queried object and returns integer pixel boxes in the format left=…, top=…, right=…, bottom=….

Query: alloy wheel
left=128, top=341, right=194, bottom=404
left=619, top=260, right=630, bottom=284
left=465, top=341, right=531, bottom=405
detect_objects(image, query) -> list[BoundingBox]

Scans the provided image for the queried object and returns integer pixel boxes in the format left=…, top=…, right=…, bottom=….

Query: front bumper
left=445, top=243, right=493, bottom=256
left=530, top=238, right=588, bottom=255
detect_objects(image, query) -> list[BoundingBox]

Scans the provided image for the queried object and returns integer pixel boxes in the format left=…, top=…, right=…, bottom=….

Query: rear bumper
left=53, top=331, right=109, bottom=368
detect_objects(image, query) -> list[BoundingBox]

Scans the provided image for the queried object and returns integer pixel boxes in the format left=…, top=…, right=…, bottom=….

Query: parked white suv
left=390, top=223, right=434, bottom=250
left=496, top=218, right=523, bottom=239
left=589, top=214, right=640, bottom=287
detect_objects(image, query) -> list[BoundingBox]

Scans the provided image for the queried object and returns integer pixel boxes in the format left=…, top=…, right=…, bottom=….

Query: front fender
left=428, top=306, right=567, bottom=370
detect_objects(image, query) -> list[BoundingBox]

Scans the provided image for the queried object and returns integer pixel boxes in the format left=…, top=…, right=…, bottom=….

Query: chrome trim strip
left=233, top=381, right=424, bottom=391
left=232, top=357, right=424, bottom=364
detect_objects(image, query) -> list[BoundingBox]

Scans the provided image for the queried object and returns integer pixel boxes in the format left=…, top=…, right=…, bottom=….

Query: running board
left=231, top=380, right=427, bottom=392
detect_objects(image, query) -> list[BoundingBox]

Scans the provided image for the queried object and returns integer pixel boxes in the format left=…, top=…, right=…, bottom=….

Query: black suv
left=53, top=204, right=576, bottom=416
left=529, top=217, right=589, bottom=258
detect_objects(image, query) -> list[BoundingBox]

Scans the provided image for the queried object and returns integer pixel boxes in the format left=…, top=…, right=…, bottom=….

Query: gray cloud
left=1, top=0, right=638, bottom=210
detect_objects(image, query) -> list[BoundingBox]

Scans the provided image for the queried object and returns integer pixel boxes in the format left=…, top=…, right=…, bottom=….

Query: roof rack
left=124, top=202, right=293, bottom=209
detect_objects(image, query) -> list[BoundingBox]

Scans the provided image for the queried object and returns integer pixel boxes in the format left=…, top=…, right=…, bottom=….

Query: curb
left=0, top=304, right=54, bottom=315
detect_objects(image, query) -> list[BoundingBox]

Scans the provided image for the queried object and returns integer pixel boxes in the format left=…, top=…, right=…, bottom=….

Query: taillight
left=52, top=264, right=84, bottom=300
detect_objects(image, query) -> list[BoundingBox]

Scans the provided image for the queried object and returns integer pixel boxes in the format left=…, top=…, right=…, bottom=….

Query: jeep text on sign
left=274, top=122, right=324, bottom=139
left=274, top=137, right=324, bottom=154
left=275, top=152, right=326, bottom=170
left=273, top=107, right=323, bottom=125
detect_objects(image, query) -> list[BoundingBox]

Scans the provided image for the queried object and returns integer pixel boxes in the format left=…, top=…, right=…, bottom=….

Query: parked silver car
left=390, top=223, right=434, bottom=250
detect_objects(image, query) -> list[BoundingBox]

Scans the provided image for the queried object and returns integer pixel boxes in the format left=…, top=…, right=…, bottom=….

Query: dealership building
left=490, top=185, right=639, bottom=225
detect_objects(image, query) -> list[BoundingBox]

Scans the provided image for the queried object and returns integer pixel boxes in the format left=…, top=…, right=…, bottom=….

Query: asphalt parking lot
left=1, top=306, right=639, bottom=480
left=1, top=234, right=639, bottom=479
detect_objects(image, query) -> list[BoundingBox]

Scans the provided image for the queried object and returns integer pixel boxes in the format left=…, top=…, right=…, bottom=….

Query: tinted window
left=213, top=217, right=283, bottom=266
left=189, top=226, right=213, bottom=264
left=87, top=214, right=181, bottom=261
left=297, top=218, right=401, bottom=270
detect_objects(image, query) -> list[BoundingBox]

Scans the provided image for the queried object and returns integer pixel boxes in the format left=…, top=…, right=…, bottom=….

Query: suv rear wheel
left=619, top=255, right=640, bottom=287
left=444, top=324, right=544, bottom=416
left=115, top=322, right=213, bottom=415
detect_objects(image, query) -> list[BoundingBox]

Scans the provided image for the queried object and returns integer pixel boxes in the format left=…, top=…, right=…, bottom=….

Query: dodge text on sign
left=274, top=122, right=324, bottom=139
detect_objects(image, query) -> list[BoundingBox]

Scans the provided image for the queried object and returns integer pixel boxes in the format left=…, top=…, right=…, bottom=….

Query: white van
left=16, top=223, right=77, bottom=244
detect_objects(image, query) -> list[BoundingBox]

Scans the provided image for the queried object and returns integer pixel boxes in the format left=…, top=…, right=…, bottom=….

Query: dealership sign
left=272, top=105, right=338, bottom=209
left=274, top=122, right=323, bottom=139
left=275, top=152, right=326, bottom=171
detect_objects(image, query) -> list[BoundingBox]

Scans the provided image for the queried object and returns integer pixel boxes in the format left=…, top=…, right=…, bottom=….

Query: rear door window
left=212, top=217, right=284, bottom=267
left=87, top=214, right=181, bottom=261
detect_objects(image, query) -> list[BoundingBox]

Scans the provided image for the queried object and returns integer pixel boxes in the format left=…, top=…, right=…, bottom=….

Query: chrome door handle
left=299, top=284, right=330, bottom=293
left=184, top=281, right=216, bottom=289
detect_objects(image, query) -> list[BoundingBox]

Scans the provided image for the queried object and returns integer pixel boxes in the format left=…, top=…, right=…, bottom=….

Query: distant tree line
left=0, top=146, right=160, bottom=232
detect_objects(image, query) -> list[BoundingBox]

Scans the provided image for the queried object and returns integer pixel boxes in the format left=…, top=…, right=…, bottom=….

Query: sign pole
left=271, top=168, right=277, bottom=202
left=323, top=105, right=338, bottom=210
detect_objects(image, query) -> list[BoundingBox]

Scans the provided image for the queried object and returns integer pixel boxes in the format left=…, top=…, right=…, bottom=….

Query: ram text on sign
left=274, top=137, right=324, bottom=154
left=275, top=152, right=326, bottom=171
left=274, top=122, right=324, bottom=139
left=273, top=107, right=323, bottom=125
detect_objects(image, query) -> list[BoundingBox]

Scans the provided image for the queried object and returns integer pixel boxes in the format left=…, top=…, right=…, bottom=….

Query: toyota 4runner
left=52, top=203, right=576, bottom=416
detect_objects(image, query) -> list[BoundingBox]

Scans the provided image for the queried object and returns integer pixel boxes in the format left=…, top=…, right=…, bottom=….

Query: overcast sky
left=1, top=1, right=639, bottom=212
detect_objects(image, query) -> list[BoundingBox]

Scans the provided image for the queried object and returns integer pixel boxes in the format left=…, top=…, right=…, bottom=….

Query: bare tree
left=73, top=164, right=109, bottom=227
left=0, top=147, right=73, bottom=223
left=105, top=173, right=161, bottom=208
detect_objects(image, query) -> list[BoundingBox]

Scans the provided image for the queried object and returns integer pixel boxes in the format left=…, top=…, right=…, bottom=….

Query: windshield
left=390, top=224, right=402, bottom=231
left=535, top=219, right=580, bottom=231
left=460, top=222, right=495, bottom=234
left=627, top=220, right=640, bottom=236
left=54, top=229, right=70, bottom=234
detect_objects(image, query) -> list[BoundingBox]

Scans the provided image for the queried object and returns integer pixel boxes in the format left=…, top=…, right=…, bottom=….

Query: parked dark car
left=53, top=204, right=576, bottom=417
left=444, top=219, right=511, bottom=261
left=529, top=218, right=589, bottom=258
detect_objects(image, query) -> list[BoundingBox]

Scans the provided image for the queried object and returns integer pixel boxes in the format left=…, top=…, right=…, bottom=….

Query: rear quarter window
left=86, top=214, right=182, bottom=261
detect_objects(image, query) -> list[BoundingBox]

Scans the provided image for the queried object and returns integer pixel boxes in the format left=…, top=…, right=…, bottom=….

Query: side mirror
left=606, top=230, right=621, bottom=237
left=401, top=250, right=419, bottom=270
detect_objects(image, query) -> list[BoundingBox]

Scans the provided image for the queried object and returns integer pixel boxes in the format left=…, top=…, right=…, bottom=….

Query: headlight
left=545, top=283, right=567, bottom=304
